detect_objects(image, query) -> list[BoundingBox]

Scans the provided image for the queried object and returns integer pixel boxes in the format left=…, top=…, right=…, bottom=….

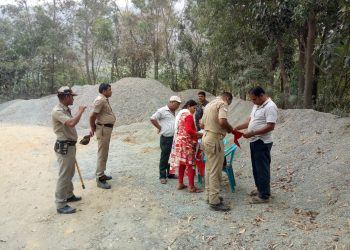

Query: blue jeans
left=250, top=139, right=273, bottom=199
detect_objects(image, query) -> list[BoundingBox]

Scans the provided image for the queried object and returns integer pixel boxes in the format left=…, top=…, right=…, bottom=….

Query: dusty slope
left=0, top=78, right=349, bottom=249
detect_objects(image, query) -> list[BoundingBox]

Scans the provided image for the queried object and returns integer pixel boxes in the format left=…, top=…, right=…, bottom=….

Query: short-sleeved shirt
left=150, top=105, right=176, bottom=137
left=52, top=103, right=78, bottom=141
left=92, top=94, right=116, bottom=124
left=248, top=98, right=278, bottom=143
left=202, top=97, right=229, bottom=137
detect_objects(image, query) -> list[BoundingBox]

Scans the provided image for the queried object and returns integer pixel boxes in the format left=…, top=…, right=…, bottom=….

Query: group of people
left=52, top=83, right=116, bottom=214
left=150, top=87, right=277, bottom=212
left=52, top=83, right=277, bottom=214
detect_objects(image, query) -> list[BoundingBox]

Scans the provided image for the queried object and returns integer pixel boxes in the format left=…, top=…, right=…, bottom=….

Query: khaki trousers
left=202, top=132, right=224, bottom=205
left=55, top=146, right=76, bottom=209
left=96, top=125, right=113, bottom=177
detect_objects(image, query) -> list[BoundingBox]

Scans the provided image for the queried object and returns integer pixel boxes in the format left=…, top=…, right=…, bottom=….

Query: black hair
left=58, top=94, right=69, bottom=101
left=248, top=86, right=265, bottom=96
left=182, top=99, right=197, bottom=109
left=198, top=91, right=206, bottom=97
left=99, top=83, right=111, bottom=93
left=221, top=92, right=233, bottom=100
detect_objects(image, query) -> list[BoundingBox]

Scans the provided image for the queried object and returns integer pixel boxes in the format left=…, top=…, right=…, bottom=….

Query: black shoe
left=206, top=196, right=223, bottom=204
left=167, top=174, right=178, bottom=179
left=99, top=175, right=112, bottom=181
left=97, top=179, right=111, bottom=189
left=209, top=203, right=230, bottom=212
left=57, top=205, right=76, bottom=214
left=67, top=195, right=82, bottom=202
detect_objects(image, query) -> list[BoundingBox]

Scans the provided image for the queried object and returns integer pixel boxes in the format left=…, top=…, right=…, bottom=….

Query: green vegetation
left=0, top=0, right=349, bottom=114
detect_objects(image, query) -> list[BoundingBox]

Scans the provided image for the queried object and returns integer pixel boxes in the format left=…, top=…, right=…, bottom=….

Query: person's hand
left=196, top=132, right=203, bottom=138
left=90, top=125, right=96, bottom=137
left=243, top=131, right=254, bottom=138
left=157, top=127, right=161, bottom=134
left=79, top=105, right=87, bottom=113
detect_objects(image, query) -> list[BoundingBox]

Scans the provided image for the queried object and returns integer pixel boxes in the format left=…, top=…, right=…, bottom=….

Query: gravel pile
left=1, top=78, right=349, bottom=248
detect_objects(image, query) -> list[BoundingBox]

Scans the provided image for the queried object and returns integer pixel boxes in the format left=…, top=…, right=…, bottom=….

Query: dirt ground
left=0, top=116, right=349, bottom=249
left=0, top=78, right=349, bottom=249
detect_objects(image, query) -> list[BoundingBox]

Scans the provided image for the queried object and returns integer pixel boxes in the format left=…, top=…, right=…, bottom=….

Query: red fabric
left=178, top=165, right=186, bottom=184
left=187, top=166, right=195, bottom=186
left=169, top=112, right=198, bottom=169
left=231, top=129, right=243, bottom=148
left=178, top=164, right=195, bottom=186
left=195, top=148, right=205, bottom=177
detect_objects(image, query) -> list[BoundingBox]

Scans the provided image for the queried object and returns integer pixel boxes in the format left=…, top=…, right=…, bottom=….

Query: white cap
left=169, top=95, right=181, bottom=103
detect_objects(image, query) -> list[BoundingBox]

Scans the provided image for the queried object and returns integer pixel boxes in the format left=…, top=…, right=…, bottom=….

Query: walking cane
left=75, top=159, right=86, bottom=189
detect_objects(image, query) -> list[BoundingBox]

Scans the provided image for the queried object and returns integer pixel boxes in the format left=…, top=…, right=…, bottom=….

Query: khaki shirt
left=202, top=97, right=228, bottom=136
left=52, top=103, right=78, bottom=141
left=92, top=94, right=116, bottom=124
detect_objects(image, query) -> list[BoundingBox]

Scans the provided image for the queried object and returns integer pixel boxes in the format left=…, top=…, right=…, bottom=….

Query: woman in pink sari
left=169, top=100, right=203, bottom=193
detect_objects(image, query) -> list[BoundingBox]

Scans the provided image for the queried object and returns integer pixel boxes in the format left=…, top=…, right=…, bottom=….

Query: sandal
left=188, top=186, right=203, bottom=193
left=176, top=184, right=187, bottom=190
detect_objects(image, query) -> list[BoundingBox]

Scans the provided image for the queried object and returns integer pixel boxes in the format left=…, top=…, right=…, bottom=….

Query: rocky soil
left=0, top=78, right=349, bottom=250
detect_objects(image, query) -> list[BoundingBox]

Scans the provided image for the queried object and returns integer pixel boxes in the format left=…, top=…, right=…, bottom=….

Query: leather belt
left=56, top=140, right=77, bottom=146
left=97, top=123, right=114, bottom=128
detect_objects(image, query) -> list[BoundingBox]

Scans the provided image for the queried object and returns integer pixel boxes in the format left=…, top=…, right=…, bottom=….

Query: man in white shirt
left=150, top=96, right=181, bottom=184
left=234, top=86, right=278, bottom=203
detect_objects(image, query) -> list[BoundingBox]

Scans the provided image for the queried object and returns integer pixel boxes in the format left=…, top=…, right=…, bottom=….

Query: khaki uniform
left=52, top=103, right=78, bottom=209
left=201, top=97, right=229, bottom=205
left=92, top=94, right=116, bottom=177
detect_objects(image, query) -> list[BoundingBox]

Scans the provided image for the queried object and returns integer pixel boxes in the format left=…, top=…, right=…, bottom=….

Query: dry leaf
left=238, top=228, right=246, bottom=234
left=277, top=233, right=288, bottom=237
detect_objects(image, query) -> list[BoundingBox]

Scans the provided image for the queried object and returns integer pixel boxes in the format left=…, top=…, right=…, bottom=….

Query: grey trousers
left=55, top=146, right=76, bottom=209
left=96, top=125, right=113, bottom=178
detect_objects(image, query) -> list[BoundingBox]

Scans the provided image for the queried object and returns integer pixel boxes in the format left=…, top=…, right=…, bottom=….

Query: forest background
left=0, top=0, right=349, bottom=115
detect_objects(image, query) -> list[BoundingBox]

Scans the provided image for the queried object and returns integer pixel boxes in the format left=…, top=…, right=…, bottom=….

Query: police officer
left=89, top=83, right=116, bottom=189
left=52, top=86, right=86, bottom=214
left=201, top=92, right=234, bottom=212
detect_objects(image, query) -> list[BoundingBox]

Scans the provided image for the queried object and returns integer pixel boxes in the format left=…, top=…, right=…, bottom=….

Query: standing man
left=195, top=91, right=209, bottom=131
left=90, top=83, right=116, bottom=189
left=150, top=96, right=181, bottom=184
left=234, top=86, right=278, bottom=204
left=52, top=86, right=86, bottom=214
left=201, top=92, right=234, bottom=212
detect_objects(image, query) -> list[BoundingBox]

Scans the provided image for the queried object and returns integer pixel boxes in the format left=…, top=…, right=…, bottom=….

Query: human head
left=248, top=86, right=267, bottom=105
left=99, top=83, right=112, bottom=98
left=168, top=96, right=181, bottom=111
left=197, top=91, right=206, bottom=104
left=182, top=99, right=197, bottom=114
left=221, top=92, right=233, bottom=105
left=57, top=86, right=77, bottom=106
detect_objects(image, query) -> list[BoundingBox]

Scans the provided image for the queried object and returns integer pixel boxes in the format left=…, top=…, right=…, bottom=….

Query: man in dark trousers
left=234, top=86, right=278, bottom=204
left=195, top=91, right=209, bottom=131
left=150, top=96, right=181, bottom=184
left=52, top=86, right=86, bottom=214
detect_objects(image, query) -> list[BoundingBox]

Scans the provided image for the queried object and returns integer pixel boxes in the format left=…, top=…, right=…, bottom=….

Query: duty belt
left=57, top=140, right=77, bottom=146
left=97, top=123, right=114, bottom=128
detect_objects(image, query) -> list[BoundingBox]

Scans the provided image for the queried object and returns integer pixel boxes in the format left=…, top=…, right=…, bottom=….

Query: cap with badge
left=57, top=86, right=78, bottom=96
left=169, top=95, right=181, bottom=103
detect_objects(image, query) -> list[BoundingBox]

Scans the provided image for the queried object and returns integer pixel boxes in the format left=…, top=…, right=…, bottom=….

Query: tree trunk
left=91, top=47, right=96, bottom=85
left=277, top=41, right=289, bottom=108
left=297, top=23, right=307, bottom=106
left=303, top=12, right=316, bottom=109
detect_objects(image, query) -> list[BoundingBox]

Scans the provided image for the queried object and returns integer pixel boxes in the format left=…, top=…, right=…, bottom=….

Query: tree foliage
left=0, top=0, right=349, bottom=113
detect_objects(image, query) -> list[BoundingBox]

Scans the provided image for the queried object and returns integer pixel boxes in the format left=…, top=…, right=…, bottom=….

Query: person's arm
left=150, top=119, right=161, bottom=133
left=233, top=117, right=251, bottom=131
left=89, top=112, right=98, bottom=136
left=243, top=123, right=275, bottom=138
left=184, top=115, right=198, bottom=135
left=64, top=106, right=86, bottom=127
left=219, top=118, right=234, bottom=133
